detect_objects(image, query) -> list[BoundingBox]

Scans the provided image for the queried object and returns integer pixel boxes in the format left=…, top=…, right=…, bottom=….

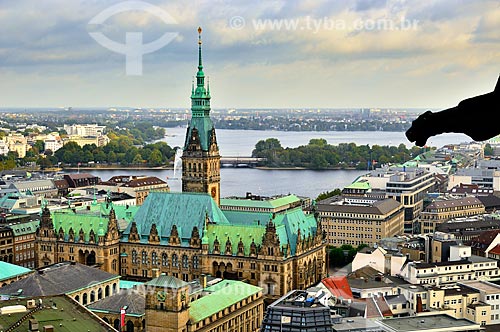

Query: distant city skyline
left=1, top=0, right=498, bottom=109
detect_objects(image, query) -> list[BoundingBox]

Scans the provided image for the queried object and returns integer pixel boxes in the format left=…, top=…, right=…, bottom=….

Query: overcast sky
left=0, top=0, right=498, bottom=109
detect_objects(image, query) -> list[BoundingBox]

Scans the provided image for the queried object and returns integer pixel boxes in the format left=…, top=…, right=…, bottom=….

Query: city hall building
left=35, top=28, right=326, bottom=303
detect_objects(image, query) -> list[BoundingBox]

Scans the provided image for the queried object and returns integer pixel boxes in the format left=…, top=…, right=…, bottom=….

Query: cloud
left=0, top=0, right=498, bottom=108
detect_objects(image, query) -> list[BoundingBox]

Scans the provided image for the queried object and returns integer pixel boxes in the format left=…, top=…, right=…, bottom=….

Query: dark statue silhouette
left=406, top=75, right=500, bottom=147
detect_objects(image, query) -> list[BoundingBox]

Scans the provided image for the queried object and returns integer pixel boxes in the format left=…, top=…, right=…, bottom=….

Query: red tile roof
left=322, top=276, right=353, bottom=299
left=489, top=244, right=500, bottom=256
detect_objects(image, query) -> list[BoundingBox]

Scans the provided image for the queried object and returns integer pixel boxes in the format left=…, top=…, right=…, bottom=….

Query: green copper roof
left=51, top=202, right=137, bottom=242
left=8, top=220, right=39, bottom=236
left=220, top=194, right=300, bottom=209
left=0, top=261, right=32, bottom=282
left=345, top=181, right=371, bottom=190
left=219, top=207, right=318, bottom=256
left=184, top=117, right=215, bottom=151
left=123, top=192, right=229, bottom=244
left=184, top=28, right=214, bottom=152
left=0, top=195, right=18, bottom=210
left=119, top=280, right=144, bottom=289
left=274, top=207, right=317, bottom=255
left=145, top=274, right=188, bottom=289
left=189, top=280, right=261, bottom=323
left=207, top=224, right=266, bottom=256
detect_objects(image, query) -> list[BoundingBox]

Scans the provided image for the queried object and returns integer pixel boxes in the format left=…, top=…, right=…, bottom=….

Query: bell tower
left=145, top=274, right=191, bottom=332
left=182, top=27, right=221, bottom=205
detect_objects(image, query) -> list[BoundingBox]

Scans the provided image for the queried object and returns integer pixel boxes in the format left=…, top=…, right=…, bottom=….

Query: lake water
left=159, top=127, right=472, bottom=156
left=81, top=129, right=473, bottom=199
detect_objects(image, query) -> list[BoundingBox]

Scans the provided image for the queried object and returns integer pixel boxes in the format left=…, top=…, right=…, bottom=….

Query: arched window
left=152, top=252, right=158, bottom=265
left=192, top=255, right=199, bottom=269
left=142, top=251, right=148, bottom=265
left=112, top=259, right=117, bottom=271
left=131, top=250, right=138, bottom=264
left=172, top=254, right=178, bottom=268
left=182, top=255, right=189, bottom=269
left=162, top=253, right=168, bottom=267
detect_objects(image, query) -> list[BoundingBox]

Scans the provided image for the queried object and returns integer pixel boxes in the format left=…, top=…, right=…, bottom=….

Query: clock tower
left=144, top=274, right=191, bottom=332
left=182, top=27, right=221, bottom=205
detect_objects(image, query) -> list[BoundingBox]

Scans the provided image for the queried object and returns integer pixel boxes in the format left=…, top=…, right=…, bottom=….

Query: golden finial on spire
left=198, top=26, right=202, bottom=45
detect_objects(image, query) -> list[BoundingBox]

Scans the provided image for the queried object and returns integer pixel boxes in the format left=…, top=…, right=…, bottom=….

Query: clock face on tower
left=157, top=290, right=166, bottom=302
left=211, top=187, right=217, bottom=198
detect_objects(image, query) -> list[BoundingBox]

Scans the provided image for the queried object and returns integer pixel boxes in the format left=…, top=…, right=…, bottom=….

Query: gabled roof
left=122, top=192, right=229, bottom=244
left=0, top=262, right=119, bottom=297
left=489, top=244, right=500, bottom=256
left=206, top=224, right=266, bottom=256
left=52, top=203, right=137, bottom=242
left=221, top=206, right=318, bottom=256
left=321, top=276, right=353, bottom=299
left=471, top=229, right=500, bottom=247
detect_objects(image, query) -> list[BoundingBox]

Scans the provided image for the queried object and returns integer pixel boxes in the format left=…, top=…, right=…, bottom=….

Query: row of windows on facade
left=14, top=234, right=35, bottom=241
left=15, top=250, right=34, bottom=261
left=192, top=100, right=210, bottom=106
left=327, top=226, right=384, bottom=232
left=15, top=243, right=34, bottom=251
left=330, top=239, right=371, bottom=245
left=329, top=233, right=382, bottom=239
left=186, top=161, right=217, bottom=171
left=128, top=251, right=200, bottom=269
left=325, top=220, right=384, bottom=227
left=326, top=232, right=377, bottom=239
left=419, top=262, right=497, bottom=274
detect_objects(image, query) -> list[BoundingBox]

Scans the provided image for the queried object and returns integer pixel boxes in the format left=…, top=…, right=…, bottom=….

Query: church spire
left=198, top=27, right=203, bottom=70
left=182, top=27, right=220, bottom=206
left=196, top=27, right=204, bottom=88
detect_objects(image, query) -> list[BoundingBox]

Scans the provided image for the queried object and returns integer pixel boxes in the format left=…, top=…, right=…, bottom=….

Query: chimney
left=152, top=268, right=160, bottom=278
left=201, top=274, right=207, bottom=289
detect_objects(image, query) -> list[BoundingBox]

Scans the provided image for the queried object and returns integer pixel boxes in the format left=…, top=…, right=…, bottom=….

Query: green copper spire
left=184, top=27, right=216, bottom=151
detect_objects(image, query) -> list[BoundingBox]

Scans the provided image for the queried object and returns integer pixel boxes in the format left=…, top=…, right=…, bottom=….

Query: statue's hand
left=405, top=110, right=434, bottom=147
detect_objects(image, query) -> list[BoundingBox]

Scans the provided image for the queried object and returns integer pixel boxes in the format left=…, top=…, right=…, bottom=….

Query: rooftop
left=461, top=281, right=500, bottom=295
left=317, top=197, right=402, bottom=215
left=88, top=288, right=145, bottom=316
left=220, top=194, right=300, bottom=210
left=189, top=280, right=261, bottom=323
left=0, top=262, right=119, bottom=297
left=145, top=274, right=188, bottom=289
left=379, top=314, right=480, bottom=332
left=0, top=295, right=111, bottom=332
left=425, top=197, right=484, bottom=210
left=0, top=261, right=32, bottom=283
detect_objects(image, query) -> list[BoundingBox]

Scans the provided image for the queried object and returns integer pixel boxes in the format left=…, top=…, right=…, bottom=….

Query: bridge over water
left=220, top=156, right=266, bottom=168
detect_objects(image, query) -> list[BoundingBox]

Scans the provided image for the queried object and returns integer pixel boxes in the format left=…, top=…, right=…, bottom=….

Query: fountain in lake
left=172, top=148, right=183, bottom=179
